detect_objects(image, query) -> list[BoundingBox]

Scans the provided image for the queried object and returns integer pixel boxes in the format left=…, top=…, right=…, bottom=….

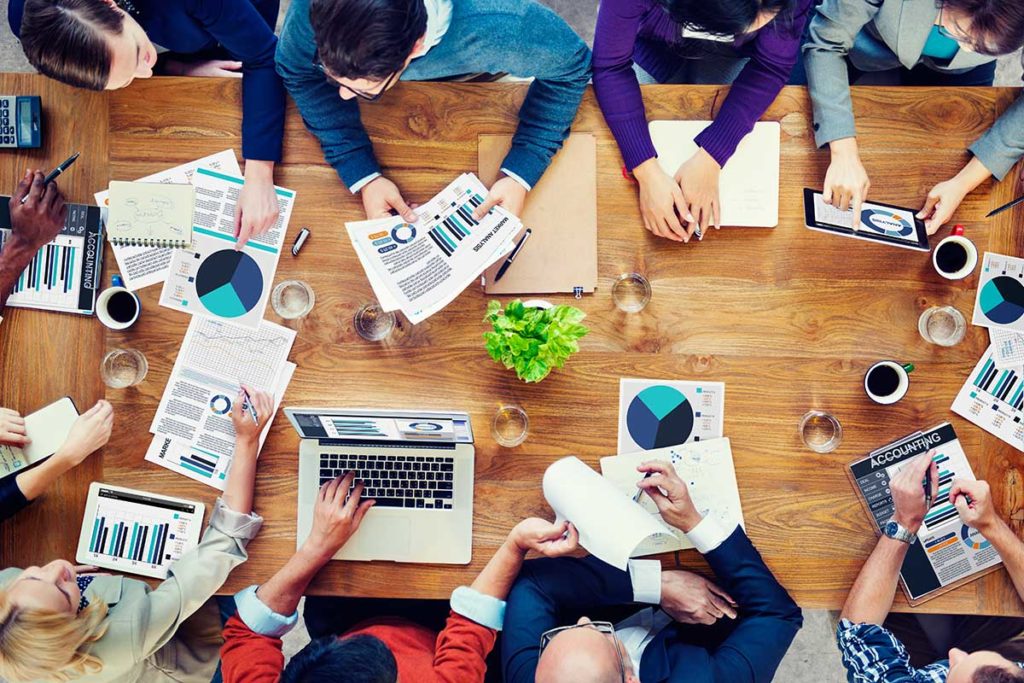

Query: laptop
left=287, top=407, right=475, bottom=564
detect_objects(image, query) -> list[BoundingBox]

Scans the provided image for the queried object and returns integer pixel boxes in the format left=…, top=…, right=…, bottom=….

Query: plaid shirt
left=836, top=619, right=950, bottom=682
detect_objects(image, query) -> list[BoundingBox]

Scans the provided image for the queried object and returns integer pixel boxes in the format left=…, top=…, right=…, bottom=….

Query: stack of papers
left=346, top=173, right=520, bottom=323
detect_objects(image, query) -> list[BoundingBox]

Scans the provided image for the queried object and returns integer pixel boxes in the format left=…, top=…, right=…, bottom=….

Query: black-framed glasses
left=313, top=51, right=398, bottom=102
left=539, top=621, right=626, bottom=683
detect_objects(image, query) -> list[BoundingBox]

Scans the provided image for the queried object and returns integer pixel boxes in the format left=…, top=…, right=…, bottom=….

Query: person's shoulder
left=7, top=0, right=24, bottom=38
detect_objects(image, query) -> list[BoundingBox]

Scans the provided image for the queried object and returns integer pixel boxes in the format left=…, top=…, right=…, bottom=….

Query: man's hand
left=674, top=148, right=721, bottom=238
left=633, top=158, right=688, bottom=242
left=0, top=408, right=28, bottom=446
left=951, top=479, right=1001, bottom=536
left=890, top=451, right=938, bottom=535
left=472, top=176, right=527, bottom=220
left=636, top=460, right=702, bottom=532
left=234, top=160, right=279, bottom=248
left=230, top=385, right=274, bottom=446
left=51, top=400, right=113, bottom=468
left=361, top=176, right=417, bottom=222
left=508, top=518, right=579, bottom=557
left=917, top=177, right=969, bottom=235
left=824, top=138, right=870, bottom=228
left=660, top=570, right=737, bottom=625
left=304, top=473, right=374, bottom=560
left=167, top=59, right=243, bottom=78
left=9, top=170, right=67, bottom=251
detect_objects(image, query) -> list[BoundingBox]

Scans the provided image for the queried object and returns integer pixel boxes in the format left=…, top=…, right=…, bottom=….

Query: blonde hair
left=0, top=588, right=109, bottom=682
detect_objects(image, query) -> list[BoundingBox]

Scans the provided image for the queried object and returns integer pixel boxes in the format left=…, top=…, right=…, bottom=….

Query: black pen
left=494, top=228, right=532, bottom=282
left=20, top=152, right=80, bottom=204
left=632, top=471, right=654, bottom=503
left=923, top=463, right=932, bottom=511
left=986, top=194, right=1024, bottom=218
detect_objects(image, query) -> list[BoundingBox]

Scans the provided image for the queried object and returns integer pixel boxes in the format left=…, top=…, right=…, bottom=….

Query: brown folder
left=478, top=133, right=597, bottom=295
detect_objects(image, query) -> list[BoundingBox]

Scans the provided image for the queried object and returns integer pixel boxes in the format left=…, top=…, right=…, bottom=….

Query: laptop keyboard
left=319, top=453, right=456, bottom=510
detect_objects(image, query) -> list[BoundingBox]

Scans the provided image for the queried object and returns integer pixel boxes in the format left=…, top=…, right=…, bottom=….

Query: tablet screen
left=79, top=485, right=203, bottom=578
left=812, top=193, right=921, bottom=245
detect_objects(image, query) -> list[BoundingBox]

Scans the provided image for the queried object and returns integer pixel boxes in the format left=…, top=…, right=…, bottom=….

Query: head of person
left=945, top=648, right=1024, bottom=683
left=0, top=560, right=108, bottom=682
left=19, top=0, right=159, bottom=91
left=282, top=634, right=398, bottom=683
left=658, top=0, right=797, bottom=38
left=535, top=617, right=638, bottom=683
left=935, top=0, right=1024, bottom=57
left=309, top=0, right=427, bottom=101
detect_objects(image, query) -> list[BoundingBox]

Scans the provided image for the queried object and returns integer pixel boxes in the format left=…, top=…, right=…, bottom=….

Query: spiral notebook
left=106, top=181, right=194, bottom=248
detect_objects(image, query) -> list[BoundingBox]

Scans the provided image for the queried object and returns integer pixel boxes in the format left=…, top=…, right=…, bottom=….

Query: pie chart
left=195, top=249, right=263, bottom=319
left=860, top=208, right=914, bottom=237
left=626, top=385, right=695, bottom=450
left=979, top=276, right=1024, bottom=325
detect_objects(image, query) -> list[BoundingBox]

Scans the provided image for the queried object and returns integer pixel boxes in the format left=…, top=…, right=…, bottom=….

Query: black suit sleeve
left=0, top=474, right=30, bottom=522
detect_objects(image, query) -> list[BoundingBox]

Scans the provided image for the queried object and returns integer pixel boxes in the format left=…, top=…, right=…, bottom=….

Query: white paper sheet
left=617, top=378, right=725, bottom=453
left=542, top=456, right=668, bottom=570
left=990, top=325, right=1024, bottom=368
left=95, top=149, right=241, bottom=291
left=972, top=252, right=1024, bottom=333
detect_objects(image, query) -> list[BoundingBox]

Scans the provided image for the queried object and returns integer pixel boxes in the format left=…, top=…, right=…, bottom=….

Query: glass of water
left=492, top=405, right=529, bottom=448
left=612, top=273, right=652, bottom=313
left=918, top=306, right=966, bottom=347
left=354, top=303, right=396, bottom=342
left=272, top=280, right=315, bottom=319
left=101, top=349, right=148, bottom=388
left=799, top=410, right=842, bottom=453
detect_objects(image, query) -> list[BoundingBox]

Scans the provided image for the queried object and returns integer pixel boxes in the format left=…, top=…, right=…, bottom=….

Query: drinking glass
left=354, top=303, right=396, bottom=341
left=612, top=273, right=651, bottom=313
left=101, top=349, right=148, bottom=388
left=799, top=410, right=842, bottom=453
left=918, top=306, right=966, bottom=347
left=492, top=405, right=529, bottom=448
left=272, top=280, right=315, bottom=319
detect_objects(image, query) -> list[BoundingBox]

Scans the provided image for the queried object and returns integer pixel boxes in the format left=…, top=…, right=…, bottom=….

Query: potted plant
left=483, top=299, right=588, bottom=383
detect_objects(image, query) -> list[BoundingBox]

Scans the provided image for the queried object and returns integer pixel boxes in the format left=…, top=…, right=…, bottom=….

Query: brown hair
left=941, top=0, right=1024, bottom=56
left=19, top=0, right=125, bottom=91
left=974, top=666, right=1024, bottom=683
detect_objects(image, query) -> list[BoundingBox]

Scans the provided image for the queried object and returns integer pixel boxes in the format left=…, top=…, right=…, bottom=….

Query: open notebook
left=106, top=181, right=194, bottom=248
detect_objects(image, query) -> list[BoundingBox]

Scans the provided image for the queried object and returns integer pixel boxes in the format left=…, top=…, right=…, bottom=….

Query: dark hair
left=973, top=666, right=1024, bottom=683
left=658, top=0, right=796, bottom=38
left=309, top=0, right=427, bottom=80
left=19, top=0, right=124, bottom=91
left=281, top=635, right=398, bottom=683
left=941, top=0, right=1024, bottom=56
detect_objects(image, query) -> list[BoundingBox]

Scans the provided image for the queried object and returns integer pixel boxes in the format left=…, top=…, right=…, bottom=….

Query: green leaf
left=482, top=299, right=588, bottom=382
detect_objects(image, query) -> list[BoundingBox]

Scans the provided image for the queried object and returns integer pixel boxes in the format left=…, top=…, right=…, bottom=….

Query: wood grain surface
left=2, top=74, right=1024, bottom=614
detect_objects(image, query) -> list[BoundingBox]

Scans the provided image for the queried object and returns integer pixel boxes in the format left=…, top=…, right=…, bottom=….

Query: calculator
left=0, top=96, right=41, bottom=148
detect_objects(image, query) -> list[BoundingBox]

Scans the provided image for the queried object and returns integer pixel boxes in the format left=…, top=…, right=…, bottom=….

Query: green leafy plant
left=483, top=299, right=588, bottom=383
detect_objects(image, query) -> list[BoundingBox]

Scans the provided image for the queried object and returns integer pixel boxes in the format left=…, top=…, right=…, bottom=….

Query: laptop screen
left=287, top=408, right=473, bottom=444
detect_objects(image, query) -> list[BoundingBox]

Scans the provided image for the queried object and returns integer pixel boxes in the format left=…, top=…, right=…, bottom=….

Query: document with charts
left=95, top=149, right=241, bottom=291
left=159, top=167, right=295, bottom=329
left=346, top=173, right=518, bottom=323
left=145, top=316, right=296, bottom=490
left=989, top=327, right=1024, bottom=368
left=952, top=345, right=1024, bottom=451
left=600, top=438, right=744, bottom=556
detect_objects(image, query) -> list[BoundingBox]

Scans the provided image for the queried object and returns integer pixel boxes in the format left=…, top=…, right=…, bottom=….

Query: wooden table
left=2, top=73, right=1023, bottom=614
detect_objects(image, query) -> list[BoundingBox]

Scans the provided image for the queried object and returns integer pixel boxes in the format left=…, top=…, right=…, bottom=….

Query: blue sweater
left=275, top=0, right=591, bottom=190
left=9, top=0, right=285, bottom=162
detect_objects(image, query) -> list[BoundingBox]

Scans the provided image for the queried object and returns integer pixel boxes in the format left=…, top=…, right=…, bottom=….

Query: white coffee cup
left=96, top=275, right=140, bottom=330
left=864, top=361, right=914, bottom=405
left=932, top=225, right=978, bottom=280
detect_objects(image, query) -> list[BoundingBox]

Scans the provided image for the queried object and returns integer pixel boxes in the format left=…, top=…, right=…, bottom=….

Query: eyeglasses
left=312, top=51, right=399, bottom=102
left=936, top=5, right=979, bottom=50
left=539, top=621, right=626, bottom=683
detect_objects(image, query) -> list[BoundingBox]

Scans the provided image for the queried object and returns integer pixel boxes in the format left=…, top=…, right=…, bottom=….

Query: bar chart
left=952, top=346, right=1024, bottom=451
left=0, top=228, right=83, bottom=310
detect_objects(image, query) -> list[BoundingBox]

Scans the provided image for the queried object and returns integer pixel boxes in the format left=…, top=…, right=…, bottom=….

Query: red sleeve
left=432, top=611, right=498, bottom=683
left=221, top=614, right=285, bottom=683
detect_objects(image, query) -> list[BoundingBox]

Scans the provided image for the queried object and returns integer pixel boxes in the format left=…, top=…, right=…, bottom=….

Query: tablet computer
left=803, top=188, right=929, bottom=252
left=77, top=483, right=205, bottom=579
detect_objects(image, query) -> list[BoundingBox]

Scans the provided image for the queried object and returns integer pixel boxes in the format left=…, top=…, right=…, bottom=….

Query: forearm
left=983, top=521, right=1024, bottom=601
left=14, top=458, right=71, bottom=501
left=222, top=438, right=257, bottom=514
left=470, top=538, right=527, bottom=601
left=949, top=156, right=993, bottom=193
left=255, top=544, right=330, bottom=616
left=244, top=160, right=275, bottom=181
left=0, top=241, right=35, bottom=312
left=841, top=536, right=909, bottom=624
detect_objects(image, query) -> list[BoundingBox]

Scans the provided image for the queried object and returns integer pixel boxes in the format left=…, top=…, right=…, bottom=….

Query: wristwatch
left=883, top=518, right=917, bottom=545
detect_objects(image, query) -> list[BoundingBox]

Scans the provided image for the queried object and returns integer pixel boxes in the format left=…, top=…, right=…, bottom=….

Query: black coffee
left=867, top=365, right=901, bottom=397
left=107, top=291, right=138, bottom=323
left=936, top=241, right=969, bottom=274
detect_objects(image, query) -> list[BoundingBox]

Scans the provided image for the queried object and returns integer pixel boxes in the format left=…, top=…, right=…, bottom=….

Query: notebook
left=478, top=133, right=597, bottom=296
left=106, top=181, right=194, bottom=247
left=648, top=120, right=780, bottom=228
left=0, top=397, right=79, bottom=478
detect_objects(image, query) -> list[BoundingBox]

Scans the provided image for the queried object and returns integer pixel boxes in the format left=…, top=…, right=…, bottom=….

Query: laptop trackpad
left=351, top=516, right=411, bottom=560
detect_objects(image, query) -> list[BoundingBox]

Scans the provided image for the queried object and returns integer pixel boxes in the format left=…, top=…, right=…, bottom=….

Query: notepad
left=0, top=397, right=79, bottom=478
left=106, top=181, right=194, bottom=248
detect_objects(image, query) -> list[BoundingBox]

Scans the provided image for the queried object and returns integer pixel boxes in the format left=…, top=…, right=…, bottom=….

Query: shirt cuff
left=210, top=498, right=264, bottom=542
left=628, top=559, right=662, bottom=604
left=685, top=517, right=732, bottom=554
left=499, top=168, right=532, bottom=192
left=450, top=586, right=506, bottom=631
left=233, top=585, right=298, bottom=638
left=349, top=172, right=382, bottom=194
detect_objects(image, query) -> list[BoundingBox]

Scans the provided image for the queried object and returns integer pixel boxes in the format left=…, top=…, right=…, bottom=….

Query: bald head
left=536, top=626, right=629, bottom=683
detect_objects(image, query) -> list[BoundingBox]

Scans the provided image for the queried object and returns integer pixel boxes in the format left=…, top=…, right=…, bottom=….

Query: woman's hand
left=51, top=401, right=113, bottom=469
left=824, top=137, right=870, bottom=228
left=231, top=385, right=274, bottom=447
left=675, top=148, right=722, bottom=238
left=634, top=158, right=689, bottom=242
left=0, top=408, right=28, bottom=446
left=235, top=161, right=280, bottom=248
left=508, top=518, right=579, bottom=557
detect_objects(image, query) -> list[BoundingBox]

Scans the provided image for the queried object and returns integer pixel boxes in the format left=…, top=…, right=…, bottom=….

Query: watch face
left=884, top=521, right=899, bottom=537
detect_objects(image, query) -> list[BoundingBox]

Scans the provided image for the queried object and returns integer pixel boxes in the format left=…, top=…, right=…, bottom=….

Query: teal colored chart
left=194, top=250, right=264, bottom=319
left=860, top=207, right=914, bottom=238
left=961, top=524, right=991, bottom=551
left=979, top=276, right=1024, bottom=325
left=626, top=385, right=695, bottom=449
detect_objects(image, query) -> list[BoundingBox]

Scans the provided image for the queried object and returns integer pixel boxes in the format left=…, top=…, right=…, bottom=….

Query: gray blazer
left=803, top=0, right=1024, bottom=180
left=0, top=499, right=263, bottom=683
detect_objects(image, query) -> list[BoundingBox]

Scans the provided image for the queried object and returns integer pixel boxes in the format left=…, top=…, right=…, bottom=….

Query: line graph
left=185, top=317, right=292, bottom=390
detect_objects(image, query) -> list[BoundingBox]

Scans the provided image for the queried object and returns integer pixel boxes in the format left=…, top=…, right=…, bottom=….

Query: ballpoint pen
left=986, top=194, right=1024, bottom=218
left=20, top=152, right=80, bottom=204
left=632, top=471, right=654, bottom=503
left=494, top=228, right=532, bottom=282
left=241, top=388, right=259, bottom=425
